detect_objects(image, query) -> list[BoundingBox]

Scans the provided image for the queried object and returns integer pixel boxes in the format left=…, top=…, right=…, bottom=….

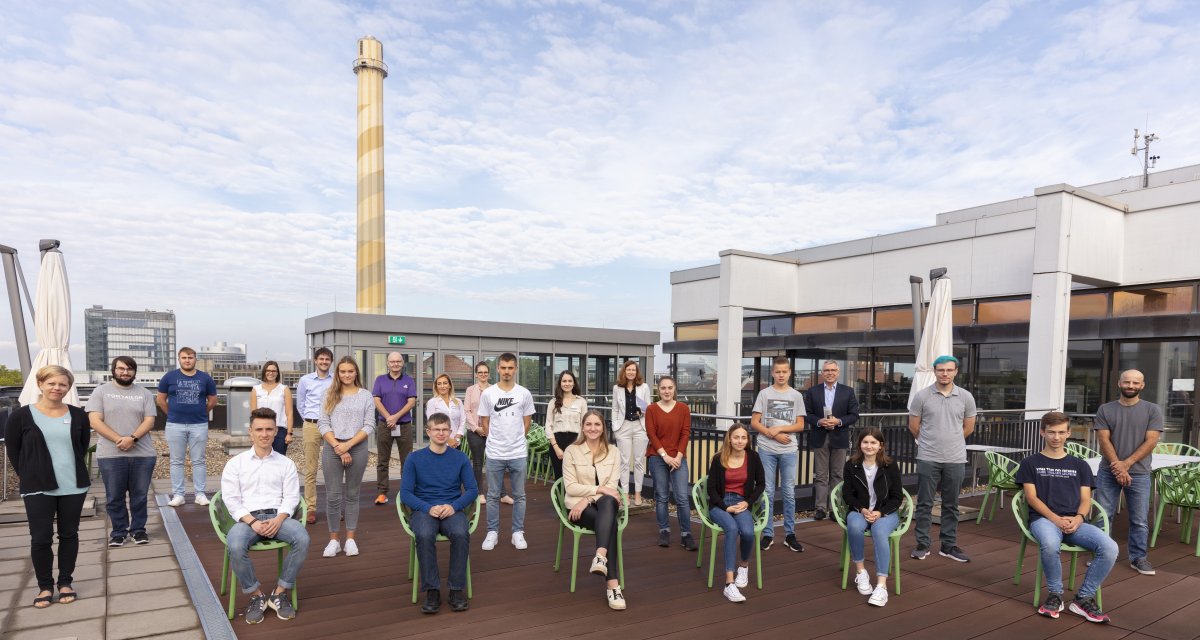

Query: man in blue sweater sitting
left=401, top=412, right=479, bottom=614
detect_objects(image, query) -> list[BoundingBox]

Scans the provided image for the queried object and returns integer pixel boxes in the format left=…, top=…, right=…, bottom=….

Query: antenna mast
left=1131, top=128, right=1161, bottom=188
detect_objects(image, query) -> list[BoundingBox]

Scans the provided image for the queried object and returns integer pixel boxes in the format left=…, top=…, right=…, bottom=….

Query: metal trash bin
left=224, top=377, right=261, bottom=437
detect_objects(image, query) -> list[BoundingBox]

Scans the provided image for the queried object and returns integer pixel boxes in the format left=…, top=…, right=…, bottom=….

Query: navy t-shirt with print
left=1015, top=452, right=1095, bottom=521
left=157, top=369, right=217, bottom=424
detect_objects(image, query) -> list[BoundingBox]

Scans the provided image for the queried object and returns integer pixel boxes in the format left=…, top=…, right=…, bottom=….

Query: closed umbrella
left=907, top=276, right=953, bottom=411
left=19, top=249, right=78, bottom=406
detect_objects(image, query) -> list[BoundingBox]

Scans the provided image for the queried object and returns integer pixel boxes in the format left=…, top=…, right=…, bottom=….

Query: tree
left=0, top=364, right=23, bottom=386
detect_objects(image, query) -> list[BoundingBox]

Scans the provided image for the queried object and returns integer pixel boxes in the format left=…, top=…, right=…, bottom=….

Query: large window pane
left=1070, top=293, right=1108, bottom=319
left=674, top=353, right=718, bottom=394
left=975, top=343, right=1027, bottom=410
left=587, top=356, right=617, bottom=397
left=760, top=317, right=792, bottom=336
left=794, top=311, right=870, bottom=334
left=977, top=299, right=1031, bottom=325
left=873, top=347, right=915, bottom=412
left=1113, top=287, right=1193, bottom=316
left=676, top=323, right=718, bottom=341
left=518, top=353, right=552, bottom=397
left=1118, top=341, right=1196, bottom=444
left=875, top=308, right=915, bottom=330
left=443, top=353, right=475, bottom=398
left=1064, top=340, right=1102, bottom=414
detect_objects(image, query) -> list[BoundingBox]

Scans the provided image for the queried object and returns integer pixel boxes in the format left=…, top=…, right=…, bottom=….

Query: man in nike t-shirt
left=477, top=352, right=535, bottom=552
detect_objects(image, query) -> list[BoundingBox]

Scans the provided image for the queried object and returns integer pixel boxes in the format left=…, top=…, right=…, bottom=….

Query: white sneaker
left=323, top=540, right=341, bottom=557
left=482, top=531, right=498, bottom=551
left=868, top=585, right=889, bottom=607
left=193, top=493, right=209, bottom=506
left=167, top=495, right=185, bottom=507
left=735, top=566, right=749, bottom=588
left=607, top=587, right=627, bottom=610
left=512, top=531, right=528, bottom=550
left=855, top=570, right=873, bottom=595
left=344, top=539, right=359, bottom=556
left=723, top=583, right=746, bottom=603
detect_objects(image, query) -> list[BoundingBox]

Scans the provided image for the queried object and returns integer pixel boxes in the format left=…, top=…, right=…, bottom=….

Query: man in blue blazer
left=805, top=361, right=860, bottom=520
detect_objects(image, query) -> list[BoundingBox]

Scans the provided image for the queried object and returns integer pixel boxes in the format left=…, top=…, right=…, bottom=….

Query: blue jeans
left=847, top=510, right=900, bottom=576
left=708, top=493, right=755, bottom=573
left=914, top=459, right=965, bottom=551
left=271, top=429, right=288, bottom=456
left=165, top=422, right=208, bottom=496
left=411, top=510, right=470, bottom=591
left=97, top=456, right=156, bottom=538
left=1029, top=518, right=1117, bottom=599
left=759, top=450, right=797, bottom=538
left=485, top=457, right=527, bottom=533
left=227, top=514, right=310, bottom=593
left=1095, top=469, right=1151, bottom=561
left=648, top=455, right=692, bottom=537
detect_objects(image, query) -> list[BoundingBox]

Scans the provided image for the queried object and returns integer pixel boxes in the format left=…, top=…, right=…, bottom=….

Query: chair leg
left=1067, top=552, right=1078, bottom=591
left=976, top=486, right=991, bottom=525
left=617, top=530, right=626, bottom=589
left=467, top=555, right=473, bottom=599
left=228, top=572, right=237, bottom=620
left=706, top=532, right=718, bottom=588
left=555, top=523, right=564, bottom=572
left=569, top=533, right=580, bottom=593
left=695, top=527, right=705, bottom=568
left=1032, top=558, right=1042, bottom=606
left=1183, top=508, right=1195, bottom=544
left=220, top=550, right=229, bottom=595
left=990, top=490, right=1003, bottom=519
left=411, top=553, right=419, bottom=604
left=892, top=536, right=901, bottom=595
left=755, top=532, right=763, bottom=590
left=840, top=533, right=850, bottom=590
left=1013, top=538, right=1027, bottom=585
left=1151, top=499, right=1166, bottom=548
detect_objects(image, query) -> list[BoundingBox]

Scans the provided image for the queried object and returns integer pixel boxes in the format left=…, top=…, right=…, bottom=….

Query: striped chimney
left=354, top=36, right=387, bottom=314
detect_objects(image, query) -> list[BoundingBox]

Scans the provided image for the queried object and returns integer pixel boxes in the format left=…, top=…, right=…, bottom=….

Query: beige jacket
left=562, top=443, right=622, bottom=508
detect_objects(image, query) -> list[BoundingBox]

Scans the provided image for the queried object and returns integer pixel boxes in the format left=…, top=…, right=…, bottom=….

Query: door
left=1115, top=340, right=1197, bottom=445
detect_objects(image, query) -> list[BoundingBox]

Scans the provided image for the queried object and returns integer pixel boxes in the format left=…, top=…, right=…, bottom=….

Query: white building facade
left=668, top=165, right=1200, bottom=445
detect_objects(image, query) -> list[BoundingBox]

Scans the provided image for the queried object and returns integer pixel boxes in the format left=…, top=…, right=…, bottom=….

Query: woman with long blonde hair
left=562, top=410, right=626, bottom=609
left=704, top=423, right=765, bottom=603
left=426, top=373, right=466, bottom=448
left=317, top=356, right=375, bottom=558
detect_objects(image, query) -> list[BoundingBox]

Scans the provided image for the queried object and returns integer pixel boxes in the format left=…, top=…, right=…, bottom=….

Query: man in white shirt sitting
left=221, top=408, right=311, bottom=624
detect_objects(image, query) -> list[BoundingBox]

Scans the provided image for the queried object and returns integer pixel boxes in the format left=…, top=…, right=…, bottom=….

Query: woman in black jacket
left=842, top=426, right=903, bottom=607
left=705, top=423, right=765, bottom=603
left=4, top=365, right=91, bottom=609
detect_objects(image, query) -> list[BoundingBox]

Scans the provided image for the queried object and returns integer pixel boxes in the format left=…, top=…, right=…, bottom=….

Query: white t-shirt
left=479, top=383, right=535, bottom=460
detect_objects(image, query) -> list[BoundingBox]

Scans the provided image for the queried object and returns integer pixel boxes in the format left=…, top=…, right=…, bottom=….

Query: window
left=1070, top=293, right=1108, bottom=319
left=1113, top=286, right=1193, bottom=316
left=586, top=356, right=617, bottom=395
left=443, top=353, right=475, bottom=397
left=1064, top=341, right=1102, bottom=414
left=977, top=299, right=1031, bottom=325
left=975, top=343, right=1027, bottom=410
left=674, top=354, right=718, bottom=393
left=676, top=323, right=718, bottom=341
left=518, top=353, right=552, bottom=396
left=874, top=308, right=914, bottom=330
left=759, top=317, right=791, bottom=336
left=793, top=311, right=870, bottom=334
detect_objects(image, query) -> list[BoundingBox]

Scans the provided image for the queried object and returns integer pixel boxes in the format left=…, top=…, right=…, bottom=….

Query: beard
left=113, top=373, right=136, bottom=386
left=1120, top=387, right=1141, bottom=398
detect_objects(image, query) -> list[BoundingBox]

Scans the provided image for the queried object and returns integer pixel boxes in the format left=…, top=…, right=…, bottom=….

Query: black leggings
left=575, top=495, right=621, bottom=576
left=549, top=432, right=577, bottom=480
left=24, top=492, right=88, bottom=591
left=466, top=431, right=487, bottom=491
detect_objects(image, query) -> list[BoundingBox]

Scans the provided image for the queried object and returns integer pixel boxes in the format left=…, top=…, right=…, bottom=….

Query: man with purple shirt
left=373, top=352, right=417, bottom=505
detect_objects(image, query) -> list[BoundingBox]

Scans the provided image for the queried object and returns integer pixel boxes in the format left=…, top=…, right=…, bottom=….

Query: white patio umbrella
left=907, top=276, right=953, bottom=411
left=19, top=249, right=79, bottom=406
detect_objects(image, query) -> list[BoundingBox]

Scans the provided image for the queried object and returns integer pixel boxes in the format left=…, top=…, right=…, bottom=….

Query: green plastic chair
left=1150, top=465, right=1200, bottom=555
left=458, top=436, right=472, bottom=460
left=526, top=427, right=553, bottom=484
left=691, top=475, right=769, bottom=589
left=1065, top=442, right=1099, bottom=460
left=1011, top=492, right=1109, bottom=607
left=1153, top=442, right=1200, bottom=457
left=207, top=491, right=307, bottom=620
left=550, top=478, right=628, bottom=592
left=830, top=481, right=914, bottom=595
left=396, top=495, right=481, bottom=604
left=976, top=451, right=1021, bottom=524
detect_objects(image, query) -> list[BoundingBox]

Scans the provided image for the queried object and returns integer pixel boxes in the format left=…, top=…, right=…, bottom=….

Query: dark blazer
left=804, top=382, right=860, bottom=449
left=706, top=449, right=766, bottom=510
left=842, top=458, right=903, bottom=517
left=4, top=404, right=92, bottom=495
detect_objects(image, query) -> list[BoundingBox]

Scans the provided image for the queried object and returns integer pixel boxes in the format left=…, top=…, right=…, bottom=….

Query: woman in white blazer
left=611, top=360, right=651, bottom=506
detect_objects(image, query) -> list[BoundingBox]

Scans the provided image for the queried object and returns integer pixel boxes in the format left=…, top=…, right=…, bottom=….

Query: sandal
left=33, top=591, right=53, bottom=608
left=57, top=587, right=77, bottom=604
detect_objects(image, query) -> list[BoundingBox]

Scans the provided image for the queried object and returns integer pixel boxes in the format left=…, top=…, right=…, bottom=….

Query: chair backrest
left=1157, top=465, right=1200, bottom=508
left=551, top=477, right=628, bottom=532
left=1155, top=442, right=1200, bottom=457
left=396, top=489, right=481, bottom=535
left=830, top=481, right=848, bottom=529
left=207, top=491, right=306, bottom=544
left=690, top=475, right=716, bottom=528
left=984, top=451, right=1020, bottom=485
left=1010, top=491, right=1110, bottom=542
left=1065, top=441, right=1099, bottom=459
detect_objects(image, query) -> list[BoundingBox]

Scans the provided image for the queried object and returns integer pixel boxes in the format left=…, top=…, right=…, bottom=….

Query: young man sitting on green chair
left=1015, top=411, right=1117, bottom=623
left=222, top=408, right=310, bottom=624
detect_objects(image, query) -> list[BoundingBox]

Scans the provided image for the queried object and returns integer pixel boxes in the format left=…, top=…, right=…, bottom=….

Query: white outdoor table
left=1086, top=454, right=1200, bottom=476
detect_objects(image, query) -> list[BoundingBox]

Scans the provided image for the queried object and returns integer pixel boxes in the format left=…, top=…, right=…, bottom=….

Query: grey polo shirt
left=909, top=384, right=977, bottom=464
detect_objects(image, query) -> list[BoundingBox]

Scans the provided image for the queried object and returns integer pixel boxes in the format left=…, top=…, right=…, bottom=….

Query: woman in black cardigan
left=842, top=426, right=903, bottom=607
left=4, top=366, right=92, bottom=609
left=705, top=423, right=765, bottom=603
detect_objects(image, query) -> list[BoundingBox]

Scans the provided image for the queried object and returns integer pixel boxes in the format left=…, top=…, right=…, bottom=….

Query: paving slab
left=0, top=533, right=30, bottom=549
left=106, top=604, right=200, bottom=640
left=0, top=570, right=30, bottom=590
left=70, top=562, right=104, bottom=582
left=0, top=545, right=29, bottom=559
left=137, top=630, right=206, bottom=640
left=107, top=569, right=182, bottom=594
left=107, top=586, right=192, bottom=614
left=7, top=591, right=106, bottom=630
left=4, top=617, right=103, bottom=640
left=108, top=542, right=175, bottom=560
left=0, top=558, right=26, bottom=574
left=108, top=555, right=180, bottom=577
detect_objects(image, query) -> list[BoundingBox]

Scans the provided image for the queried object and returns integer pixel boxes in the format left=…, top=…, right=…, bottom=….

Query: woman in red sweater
left=645, top=376, right=697, bottom=550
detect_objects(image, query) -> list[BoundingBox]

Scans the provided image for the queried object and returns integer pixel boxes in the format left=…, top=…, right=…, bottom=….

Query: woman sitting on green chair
left=705, top=423, right=765, bottom=603
left=843, top=427, right=904, bottom=608
left=562, top=410, right=626, bottom=610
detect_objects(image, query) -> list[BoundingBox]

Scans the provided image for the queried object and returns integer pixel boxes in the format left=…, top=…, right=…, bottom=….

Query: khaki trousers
left=303, top=420, right=321, bottom=511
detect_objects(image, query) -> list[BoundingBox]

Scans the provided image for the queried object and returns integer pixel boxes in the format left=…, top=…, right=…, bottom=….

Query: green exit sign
left=388, top=335, right=406, bottom=345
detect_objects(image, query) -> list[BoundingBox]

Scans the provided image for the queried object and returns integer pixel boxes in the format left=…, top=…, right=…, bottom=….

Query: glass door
left=1116, top=340, right=1197, bottom=445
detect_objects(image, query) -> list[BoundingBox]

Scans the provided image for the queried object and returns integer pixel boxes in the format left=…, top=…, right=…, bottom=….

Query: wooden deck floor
left=174, top=482, right=1200, bottom=640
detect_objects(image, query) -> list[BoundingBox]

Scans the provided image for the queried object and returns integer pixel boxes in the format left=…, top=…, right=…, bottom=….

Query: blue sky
left=2, top=0, right=1198, bottom=369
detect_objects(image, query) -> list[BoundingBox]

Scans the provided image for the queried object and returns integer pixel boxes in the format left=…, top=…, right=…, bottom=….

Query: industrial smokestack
left=354, top=36, right=387, bottom=314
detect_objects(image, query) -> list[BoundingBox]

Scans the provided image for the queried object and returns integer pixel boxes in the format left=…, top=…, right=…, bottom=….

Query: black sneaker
left=448, top=589, right=469, bottom=612
left=760, top=536, right=774, bottom=551
left=681, top=534, right=698, bottom=551
left=244, top=594, right=269, bottom=624
left=1130, top=557, right=1155, bottom=575
left=421, top=589, right=441, bottom=614
left=783, top=535, right=805, bottom=552
left=910, top=545, right=929, bottom=560
left=131, top=532, right=149, bottom=545
left=939, top=546, right=970, bottom=562
left=1037, top=593, right=1064, bottom=619
left=657, top=530, right=670, bottom=547
left=267, top=591, right=295, bottom=620
left=813, top=509, right=827, bottom=521
left=1068, top=596, right=1110, bottom=623
left=108, top=535, right=127, bottom=548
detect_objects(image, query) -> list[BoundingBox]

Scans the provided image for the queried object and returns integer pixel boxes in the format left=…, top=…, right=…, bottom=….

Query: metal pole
left=909, top=276, right=924, bottom=349
left=0, top=244, right=33, bottom=376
